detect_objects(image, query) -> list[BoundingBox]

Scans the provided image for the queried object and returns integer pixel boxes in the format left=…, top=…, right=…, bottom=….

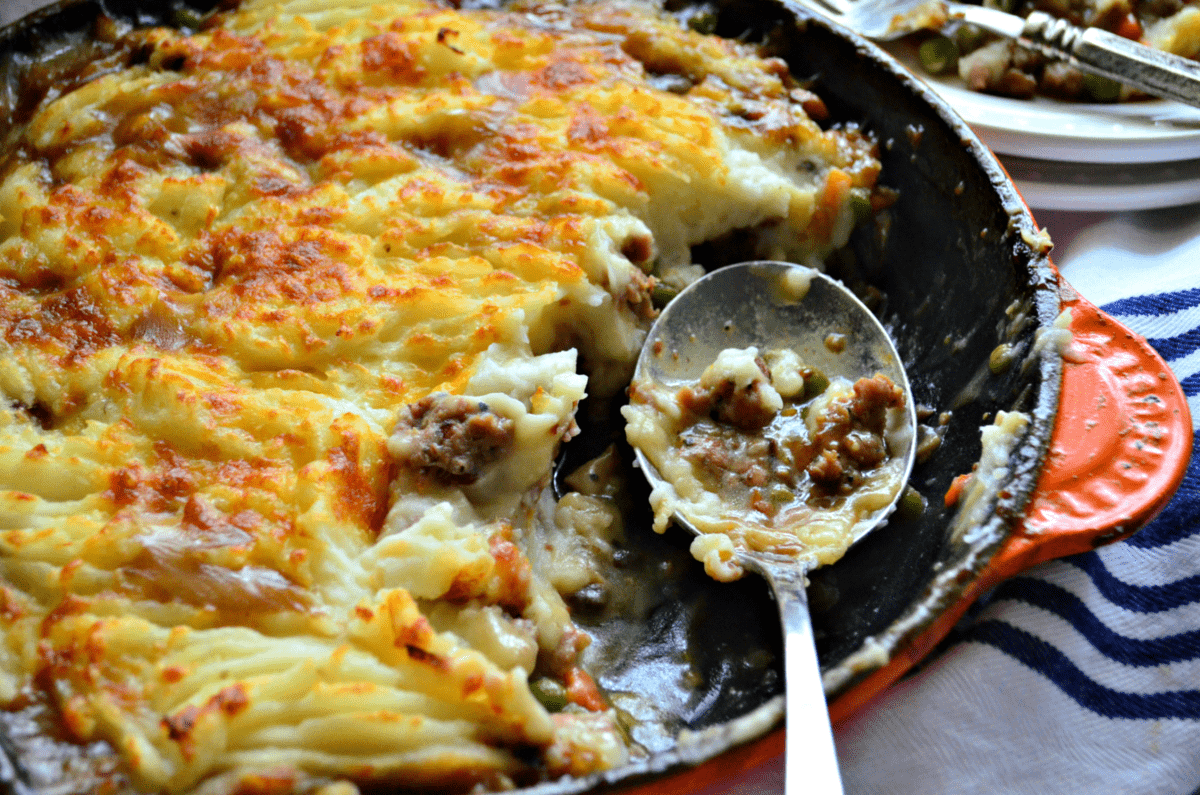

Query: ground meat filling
left=676, top=371, right=903, bottom=520
left=677, top=355, right=779, bottom=432
left=807, top=374, right=904, bottom=490
left=392, top=393, right=516, bottom=486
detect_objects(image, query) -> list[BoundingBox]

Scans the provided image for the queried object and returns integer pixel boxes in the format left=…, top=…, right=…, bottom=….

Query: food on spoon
left=916, top=0, right=1200, bottom=100
left=623, top=346, right=910, bottom=582
left=0, top=0, right=884, bottom=791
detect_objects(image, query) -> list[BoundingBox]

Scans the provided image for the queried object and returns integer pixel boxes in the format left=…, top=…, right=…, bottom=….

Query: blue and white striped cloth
left=834, top=208, right=1200, bottom=795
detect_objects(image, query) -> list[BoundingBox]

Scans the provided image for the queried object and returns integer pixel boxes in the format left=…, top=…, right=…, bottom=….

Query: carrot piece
left=821, top=168, right=853, bottom=213
left=564, top=666, right=606, bottom=712
left=944, top=473, right=972, bottom=507
left=1116, top=13, right=1142, bottom=41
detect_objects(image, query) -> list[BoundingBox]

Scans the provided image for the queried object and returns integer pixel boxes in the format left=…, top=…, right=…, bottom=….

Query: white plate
left=1000, top=154, right=1200, bottom=210
left=887, top=44, right=1200, bottom=163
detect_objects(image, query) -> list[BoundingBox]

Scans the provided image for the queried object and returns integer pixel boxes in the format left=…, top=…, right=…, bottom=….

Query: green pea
left=652, top=283, right=679, bottom=309
left=989, top=343, right=1015, bottom=374
left=1084, top=73, right=1121, bottom=102
left=768, top=484, right=793, bottom=505
left=850, top=194, right=873, bottom=223
left=896, top=487, right=926, bottom=521
left=918, top=35, right=959, bottom=76
left=955, top=24, right=987, bottom=54
left=688, top=11, right=718, bottom=34
left=531, top=678, right=569, bottom=712
left=803, top=370, right=830, bottom=400
left=172, top=6, right=208, bottom=30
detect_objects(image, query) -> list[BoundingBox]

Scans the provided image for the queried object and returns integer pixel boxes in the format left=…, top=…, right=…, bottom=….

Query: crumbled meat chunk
left=1039, top=60, right=1086, bottom=100
left=618, top=267, right=658, bottom=321
left=620, top=233, right=655, bottom=266
left=392, top=393, right=515, bottom=485
left=843, top=429, right=887, bottom=468
left=958, top=40, right=1039, bottom=99
left=806, top=448, right=843, bottom=484
left=850, top=374, right=905, bottom=434
left=806, top=374, right=904, bottom=494
left=678, top=356, right=779, bottom=431
left=681, top=372, right=903, bottom=507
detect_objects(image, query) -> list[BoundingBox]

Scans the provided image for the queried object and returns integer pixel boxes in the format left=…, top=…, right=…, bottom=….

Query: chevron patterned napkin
left=835, top=209, right=1200, bottom=795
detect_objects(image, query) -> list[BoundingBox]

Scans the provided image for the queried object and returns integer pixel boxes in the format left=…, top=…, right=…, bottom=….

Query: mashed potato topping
left=0, top=0, right=880, bottom=791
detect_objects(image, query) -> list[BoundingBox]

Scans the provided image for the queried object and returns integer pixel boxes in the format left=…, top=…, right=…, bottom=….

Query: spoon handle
left=763, top=563, right=845, bottom=795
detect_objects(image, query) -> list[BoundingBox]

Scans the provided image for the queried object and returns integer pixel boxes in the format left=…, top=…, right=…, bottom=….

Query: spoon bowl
left=627, top=260, right=918, bottom=793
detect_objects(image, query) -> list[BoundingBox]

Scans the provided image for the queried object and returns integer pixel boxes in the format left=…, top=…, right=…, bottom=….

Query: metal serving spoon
left=628, top=261, right=918, bottom=794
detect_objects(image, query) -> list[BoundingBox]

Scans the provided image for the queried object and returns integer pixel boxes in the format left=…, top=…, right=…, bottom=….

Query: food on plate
left=0, top=0, right=884, bottom=791
left=622, top=346, right=909, bottom=582
left=915, top=0, right=1200, bottom=100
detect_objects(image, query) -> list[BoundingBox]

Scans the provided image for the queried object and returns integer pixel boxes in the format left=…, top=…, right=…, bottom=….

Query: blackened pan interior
left=0, top=1, right=1062, bottom=793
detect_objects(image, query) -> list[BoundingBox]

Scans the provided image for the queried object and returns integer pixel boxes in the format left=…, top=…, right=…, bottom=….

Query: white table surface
left=0, top=0, right=36, bottom=26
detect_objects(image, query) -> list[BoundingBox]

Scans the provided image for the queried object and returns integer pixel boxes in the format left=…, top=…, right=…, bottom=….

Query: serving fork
left=786, top=0, right=1200, bottom=108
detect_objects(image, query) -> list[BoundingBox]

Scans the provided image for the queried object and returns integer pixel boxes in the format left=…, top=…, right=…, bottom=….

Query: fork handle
left=1025, top=10, right=1200, bottom=107
left=956, top=5, right=1200, bottom=107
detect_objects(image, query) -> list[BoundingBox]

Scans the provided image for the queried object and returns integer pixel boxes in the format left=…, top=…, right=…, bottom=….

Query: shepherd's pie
left=0, top=0, right=882, bottom=791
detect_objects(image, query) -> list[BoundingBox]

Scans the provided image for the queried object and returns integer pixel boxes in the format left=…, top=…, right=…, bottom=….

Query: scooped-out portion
left=623, top=346, right=910, bottom=581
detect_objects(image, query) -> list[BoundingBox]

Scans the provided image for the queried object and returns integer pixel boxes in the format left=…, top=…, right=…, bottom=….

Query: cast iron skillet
left=0, top=1, right=1189, bottom=793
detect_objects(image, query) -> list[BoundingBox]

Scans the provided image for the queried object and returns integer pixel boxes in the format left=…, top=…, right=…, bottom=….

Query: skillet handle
left=993, top=290, right=1192, bottom=576
left=828, top=291, right=1191, bottom=725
